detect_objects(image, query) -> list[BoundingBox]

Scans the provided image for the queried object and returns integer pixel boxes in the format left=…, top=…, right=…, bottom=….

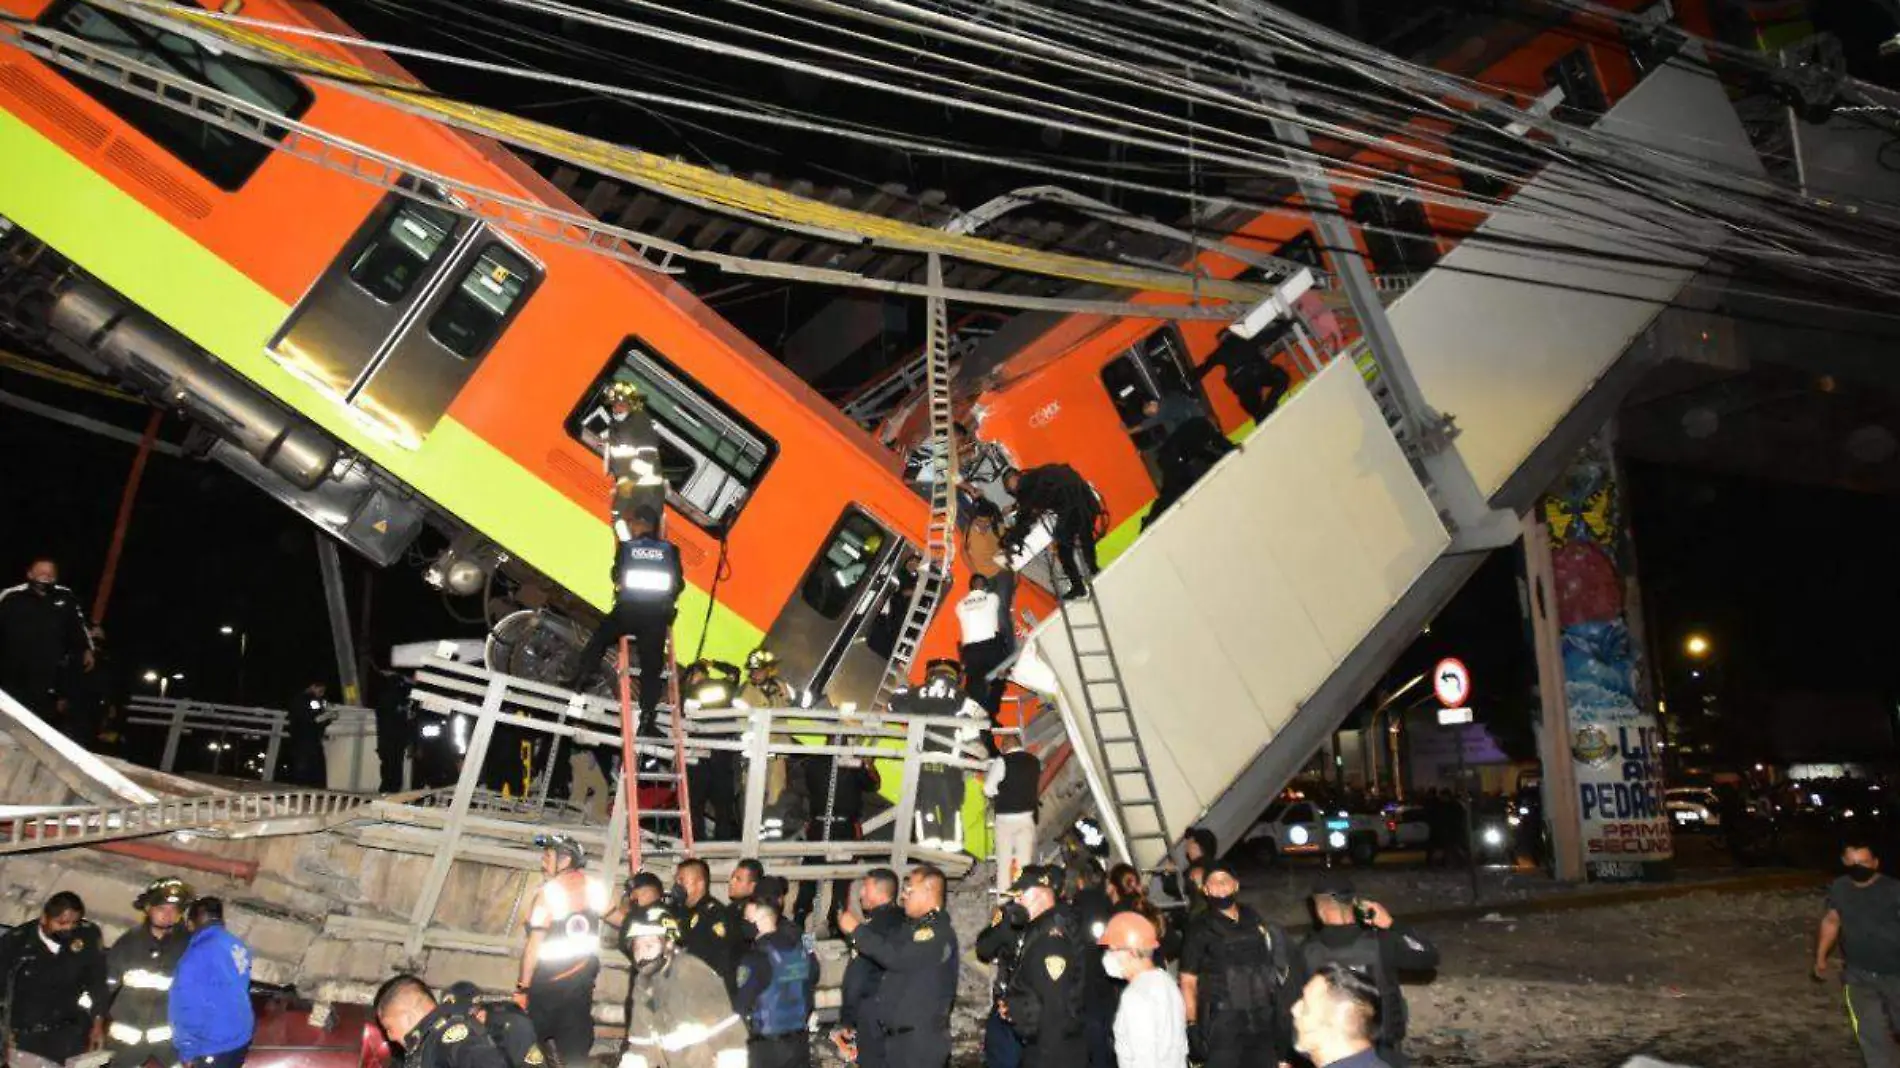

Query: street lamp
left=143, top=670, right=183, bottom=698
left=217, top=625, right=249, bottom=703
left=1685, top=634, right=1712, bottom=658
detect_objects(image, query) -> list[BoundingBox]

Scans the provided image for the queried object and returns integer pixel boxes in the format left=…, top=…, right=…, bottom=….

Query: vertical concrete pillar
left=1536, top=426, right=1673, bottom=882
left=1522, top=512, right=1585, bottom=882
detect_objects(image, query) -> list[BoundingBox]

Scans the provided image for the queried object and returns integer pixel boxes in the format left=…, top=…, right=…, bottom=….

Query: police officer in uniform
left=837, top=864, right=958, bottom=1068
left=0, top=891, right=107, bottom=1068
left=0, top=557, right=92, bottom=720
left=836, top=869, right=903, bottom=1068
left=733, top=886, right=818, bottom=1068
left=570, top=506, right=683, bottom=737
left=1000, top=867, right=1084, bottom=1068
left=891, top=659, right=985, bottom=852
left=975, top=881, right=1028, bottom=1068
left=1179, top=863, right=1295, bottom=1068
left=621, top=905, right=747, bottom=1068
left=674, top=859, right=739, bottom=993
left=375, top=974, right=510, bottom=1068
left=1298, top=874, right=1439, bottom=1068
left=103, top=878, right=193, bottom=1068
left=999, top=465, right=1104, bottom=599
left=439, top=982, right=549, bottom=1068
left=516, top=834, right=609, bottom=1068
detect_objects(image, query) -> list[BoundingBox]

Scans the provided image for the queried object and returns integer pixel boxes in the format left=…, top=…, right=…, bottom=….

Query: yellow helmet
left=745, top=648, right=779, bottom=674
left=604, top=380, right=644, bottom=408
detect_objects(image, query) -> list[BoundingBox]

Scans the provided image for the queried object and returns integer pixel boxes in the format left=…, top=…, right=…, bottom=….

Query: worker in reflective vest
left=518, top=835, right=609, bottom=1068
left=891, top=660, right=984, bottom=852
left=104, top=878, right=193, bottom=1068
left=619, top=906, right=746, bottom=1068
left=568, top=506, right=683, bottom=736
left=602, top=381, right=666, bottom=527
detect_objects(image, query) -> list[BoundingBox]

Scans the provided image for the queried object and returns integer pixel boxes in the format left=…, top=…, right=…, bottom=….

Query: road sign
left=1434, top=657, right=1471, bottom=707
left=1437, top=706, right=1474, bottom=726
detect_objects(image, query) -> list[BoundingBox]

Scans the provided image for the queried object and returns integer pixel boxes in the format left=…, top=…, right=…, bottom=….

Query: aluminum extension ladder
left=1054, top=574, right=1174, bottom=866
left=866, top=253, right=960, bottom=715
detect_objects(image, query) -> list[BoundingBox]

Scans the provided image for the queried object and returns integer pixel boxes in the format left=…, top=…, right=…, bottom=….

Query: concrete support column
left=1535, top=426, right=1673, bottom=882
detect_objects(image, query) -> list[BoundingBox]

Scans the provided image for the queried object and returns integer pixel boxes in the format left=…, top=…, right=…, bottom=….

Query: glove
left=1187, top=1023, right=1208, bottom=1064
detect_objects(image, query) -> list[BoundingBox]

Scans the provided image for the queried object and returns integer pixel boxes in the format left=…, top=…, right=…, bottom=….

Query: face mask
left=667, top=885, right=688, bottom=908
left=1101, top=951, right=1127, bottom=980
left=45, top=927, right=76, bottom=946
left=1203, top=893, right=1235, bottom=912
left=1848, top=864, right=1878, bottom=882
left=635, top=951, right=666, bottom=974
left=28, top=580, right=52, bottom=595
left=739, top=920, right=759, bottom=941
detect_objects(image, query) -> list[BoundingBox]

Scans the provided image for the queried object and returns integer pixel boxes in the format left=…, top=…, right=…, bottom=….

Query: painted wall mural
left=1543, top=433, right=1672, bottom=881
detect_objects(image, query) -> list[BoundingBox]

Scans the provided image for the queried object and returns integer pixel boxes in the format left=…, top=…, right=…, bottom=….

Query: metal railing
left=125, top=697, right=376, bottom=790
left=0, top=789, right=371, bottom=854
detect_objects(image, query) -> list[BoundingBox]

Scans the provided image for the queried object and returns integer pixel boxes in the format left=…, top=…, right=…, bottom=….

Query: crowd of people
left=0, top=881, right=256, bottom=1068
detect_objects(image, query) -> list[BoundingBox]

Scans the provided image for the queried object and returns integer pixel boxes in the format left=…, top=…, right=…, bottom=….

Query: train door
left=1098, top=325, right=1206, bottom=487
left=270, top=187, right=541, bottom=448
left=765, top=507, right=920, bottom=705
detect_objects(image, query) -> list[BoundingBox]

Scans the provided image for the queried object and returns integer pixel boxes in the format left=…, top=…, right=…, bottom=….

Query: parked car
left=250, top=987, right=393, bottom=1068
left=1665, top=787, right=1724, bottom=831
left=1244, top=800, right=1384, bottom=865
left=1382, top=806, right=1430, bottom=850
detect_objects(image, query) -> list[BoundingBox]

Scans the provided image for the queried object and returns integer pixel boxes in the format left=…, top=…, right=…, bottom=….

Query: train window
left=347, top=201, right=458, bottom=304
left=799, top=510, right=887, bottom=620
left=38, top=0, right=313, bottom=191
left=1543, top=48, right=1608, bottom=123
left=427, top=244, right=533, bottom=360
left=1100, top=326, right=1197, bottom=432
left=1349, top=192, right=1441, bottom=275
left=569, top=339, right=777, bottom=531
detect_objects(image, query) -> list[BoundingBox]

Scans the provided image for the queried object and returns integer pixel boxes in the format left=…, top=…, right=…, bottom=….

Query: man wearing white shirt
left=983, top=734, right=1040, bottom=894
left=1101, top=912, right=1187, bottom=1068
left=956, top=574, right=1010, bottom=731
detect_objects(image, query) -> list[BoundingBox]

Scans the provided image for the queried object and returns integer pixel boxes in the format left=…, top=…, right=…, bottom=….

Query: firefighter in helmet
left=890, top=658, right=985, bottom=852
left=602, top=380, right=665, bottom=527
left=517, top=835, right=609, bottom=1068
left=619, top=906, right=746, bottom=1068
left=683, top=659, right=743, bottom=841
left=103, top=877, right=192, bottom=1068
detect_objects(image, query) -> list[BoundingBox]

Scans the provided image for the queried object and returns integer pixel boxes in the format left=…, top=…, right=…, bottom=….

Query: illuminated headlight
left=1482, top=827, right=1504, bottom=846
left=1288, top=825, right=1309, bottom=846
left=1507, top=815, right=1521, bottom=827
left=1326, top=830, right=1347, bottom=850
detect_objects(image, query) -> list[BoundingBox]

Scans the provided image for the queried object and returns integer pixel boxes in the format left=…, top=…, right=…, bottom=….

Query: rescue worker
left=892, top=659, right=984, bottom=852
left=1179, top=863, right=1295, bottom=1068
left=1290, top=964, right=1392, bottom=1068
left=734, top=889, right=818, bottom=1068
left=285, top=682, right=332, bottom=788
left=620, top=905, right=747, bottom=1068
left=675, top=859, right=738, bottom=992
left=793, top=736, right=879, bottom=937
left=681, top=660, right=742, bottom=840
left=983, top=733, right=1040, bottom=894
left=999, top=465, right=1103, bottom=598
left=1298, top=873, right=1439, bottom=1068
left=1100, top=913, right=1187, bottom=1068
left=837, top=865, right=958, bottom=1068
left=439, top=982, right=549, bottom=1068
left=171, top=898, right=252, bottom=1068
left=740, top=648, right=797, bottom=708
left=616, top=872, right=670, bottom=950
left=104, top=878, right=193, bottom=1068
left=836, top=869, right=903, bottom=1068
left=1065, top=863, right=1118, bottom=1068
left=726, top=859, right=764, bottom=965
left=955, top=574, right=1010, bottom=726
left=0, top=557, right=92, bottom=720
left=570, top=506, right=683, bottom=737
left=517, top=834, right=609, bottom=1068
left=375, top=974, right=510, bottom=1068
left=0, top=891, right=107, bottom=1068
left=963, top=501, right=1016, bottom=627
left=975, top=883, right=1027, bottom=1068
left=1197, top=327, right=1292, bottom=425
left=998, top=867, right=1084, bottom=1068
left=601, top=381, right=667, bottom=529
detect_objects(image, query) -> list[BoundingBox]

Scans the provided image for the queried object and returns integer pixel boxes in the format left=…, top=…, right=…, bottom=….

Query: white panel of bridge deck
left=1388, top=58, right=1765, bottom=500
left=1035, top=359, right=1447, bottom=866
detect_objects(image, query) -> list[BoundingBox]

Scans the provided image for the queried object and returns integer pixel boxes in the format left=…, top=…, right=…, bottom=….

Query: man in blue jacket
left=169, top=898, right=253, bottom=1068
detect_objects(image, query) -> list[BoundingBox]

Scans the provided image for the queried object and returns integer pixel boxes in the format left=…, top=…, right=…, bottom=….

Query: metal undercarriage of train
left=0, top=0, right=1836, bottom=1048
